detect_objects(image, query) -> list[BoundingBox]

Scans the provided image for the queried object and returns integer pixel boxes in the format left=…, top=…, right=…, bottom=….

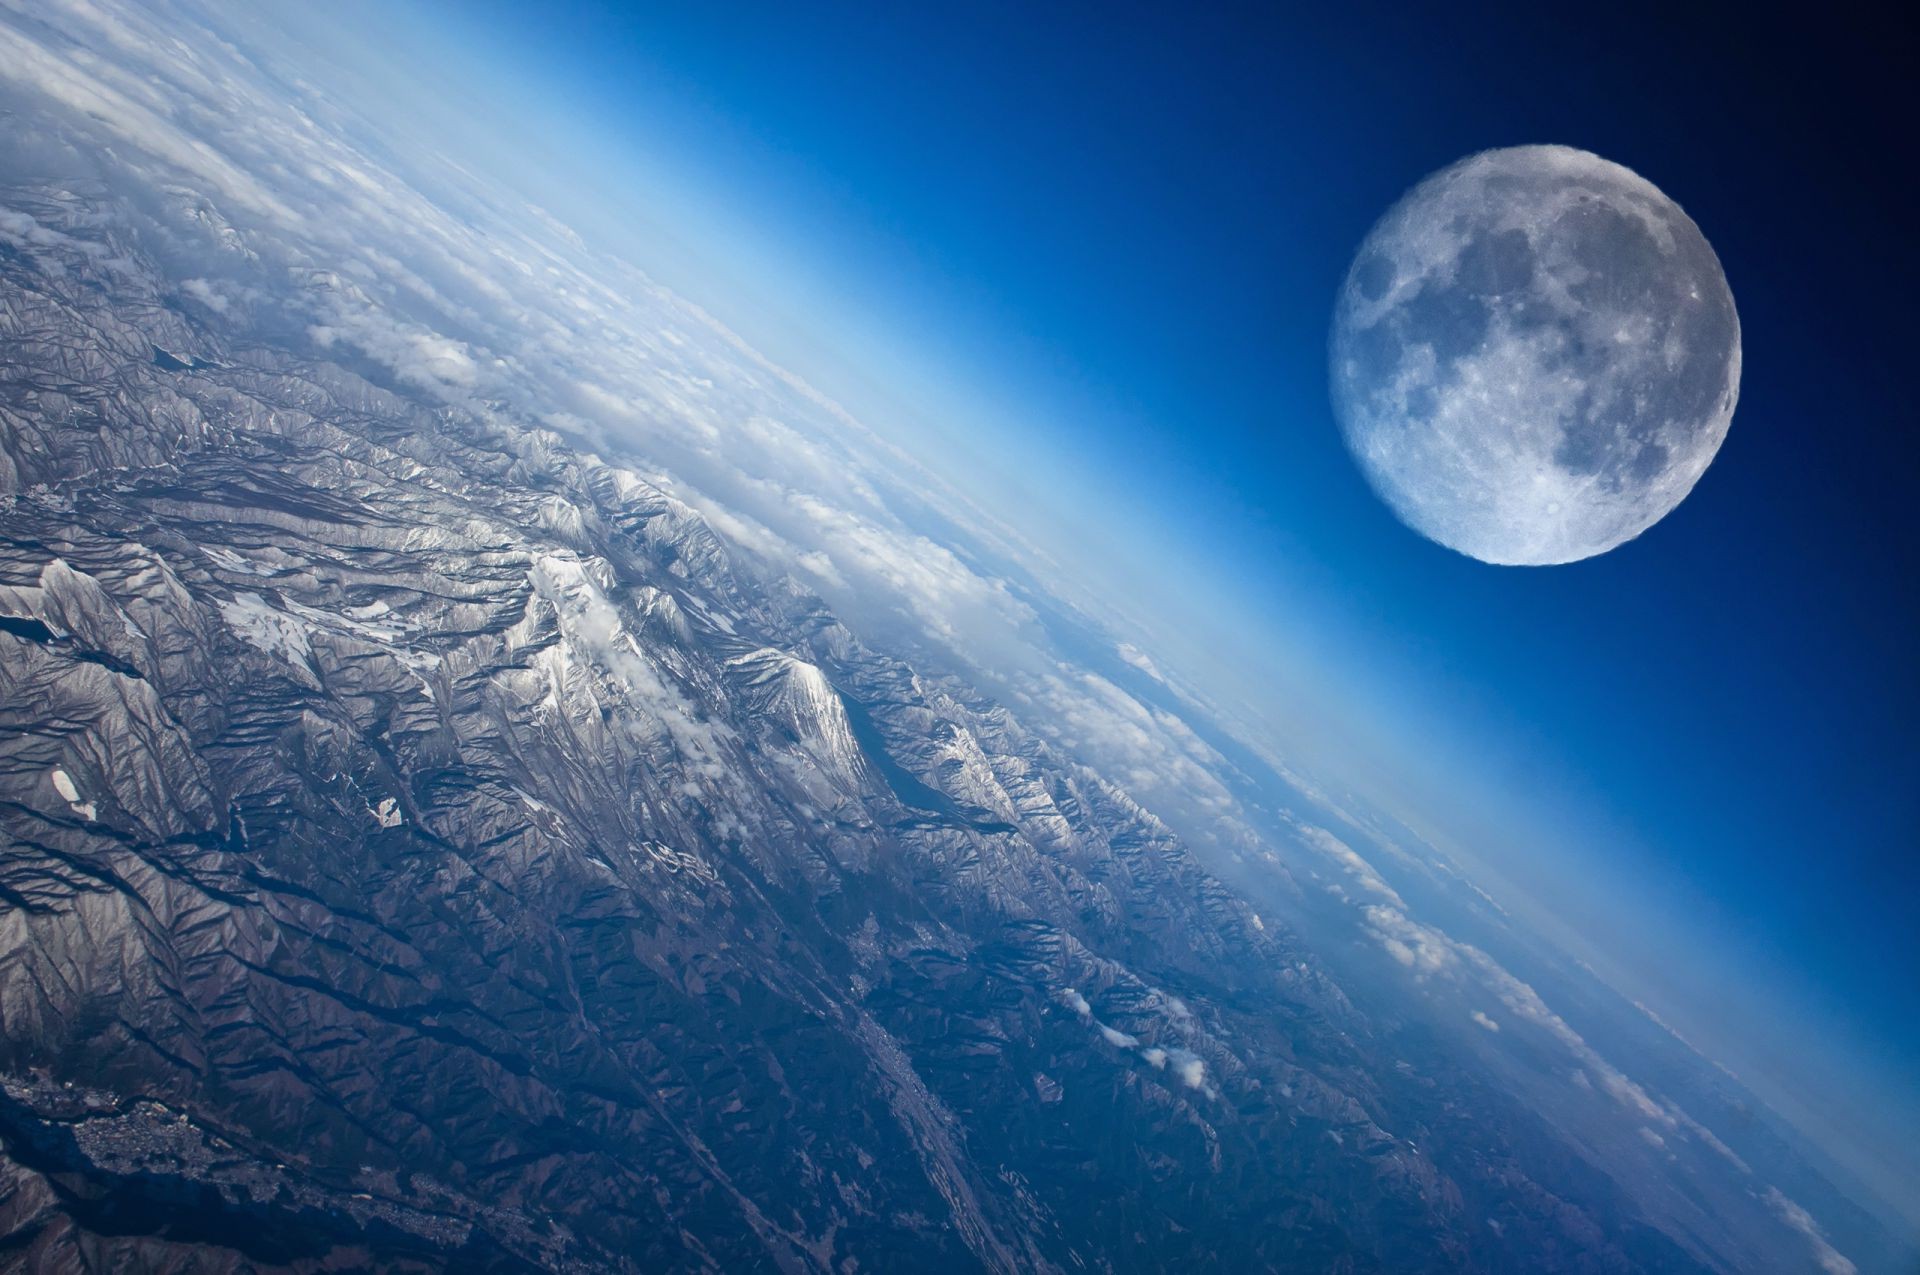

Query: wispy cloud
left=1765, top=1188, right=1857, bottom=1275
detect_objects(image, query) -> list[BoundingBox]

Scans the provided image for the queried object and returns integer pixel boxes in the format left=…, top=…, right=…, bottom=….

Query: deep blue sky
left=389, top=0, right=1916, bottom=1196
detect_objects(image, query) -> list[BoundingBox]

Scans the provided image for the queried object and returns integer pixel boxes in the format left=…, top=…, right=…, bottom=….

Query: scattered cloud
left=1167, top=1050, right=1210, bottom=1093
left=1114, top=642, right=1163, bottom=681
left=1059, top=988, right=1215, bottom=1098
left=1766, top=1187, right=1857, bottom=1275
left=1301, top=825, right=1406, bottom=906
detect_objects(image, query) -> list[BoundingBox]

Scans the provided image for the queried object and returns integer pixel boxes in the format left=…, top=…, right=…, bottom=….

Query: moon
left=1329, top=145, right=1740, bottom=565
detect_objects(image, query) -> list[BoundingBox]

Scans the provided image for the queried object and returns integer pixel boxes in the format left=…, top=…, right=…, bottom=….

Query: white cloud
left=1301, top=824, right=1406, bottom=906
left=180, top=276, right=230, bottom=312
left=1361, top=904, right=1456, bottom=976
left=1168, top=1050, right=1208, bottom=1091
left=1765, top=1188, right=1857, bottom=1275
left=0, top=17, right=298, bottom=223
left=1114, top=642, right=1163, bottom=681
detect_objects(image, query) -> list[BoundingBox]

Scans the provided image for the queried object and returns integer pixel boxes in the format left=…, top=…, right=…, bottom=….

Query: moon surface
left=1330, top=145, right=1740, bottom=565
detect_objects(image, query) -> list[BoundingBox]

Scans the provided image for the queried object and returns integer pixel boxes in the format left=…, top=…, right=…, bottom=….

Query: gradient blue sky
left=338, top=0, right=1915, bottom=1204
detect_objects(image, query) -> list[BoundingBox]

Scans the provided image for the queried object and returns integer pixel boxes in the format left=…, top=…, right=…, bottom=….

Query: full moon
left=1330, top=145, right=1740, bottom=565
